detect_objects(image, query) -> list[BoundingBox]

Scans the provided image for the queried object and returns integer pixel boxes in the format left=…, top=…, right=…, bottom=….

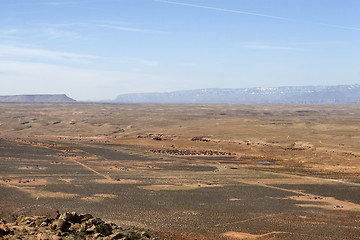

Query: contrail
left=154, top=0, right=287, bottom=20
left=316, top=23, right=360, bottom=31
left=154, top=0, right=360, bottom=32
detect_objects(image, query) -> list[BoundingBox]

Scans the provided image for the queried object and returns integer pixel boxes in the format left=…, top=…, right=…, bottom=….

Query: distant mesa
left=0, top=94, right=76, bottom=103
left=114, top=84, right=360, bottom=104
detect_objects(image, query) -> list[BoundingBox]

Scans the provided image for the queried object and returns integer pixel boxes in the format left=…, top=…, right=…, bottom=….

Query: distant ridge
left=0, top=94, right=76, bottom=103
left=115, top=84, right=360, bottom=104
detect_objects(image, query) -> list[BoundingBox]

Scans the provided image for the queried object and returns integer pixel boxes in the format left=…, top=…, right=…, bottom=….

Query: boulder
left=85, top=225, right=95, bottom=234
left=59, top=212, right=80, bottom=224
left=37, top=232, right=49, bottom=240
left=108, top=232, right=124, bottom=239
left=52, top=219, right=71, bottom=232
left=93, top=232, right=104, bottom=238
left=69, top=223, right=81, bottom=232
left=86, top=217, right=103, bottom=226
left=0, top=221, right=12, bottom=236
left=79, top=213, right=93, bottom=223
left=51, top=236, right=62, bottom=240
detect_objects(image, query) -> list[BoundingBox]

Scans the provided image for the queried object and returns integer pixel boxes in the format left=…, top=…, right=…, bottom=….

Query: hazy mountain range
left=0, top=94, right=76, bottom=103
left=115, top=85, right=360, bottom=104
left=1, top=85, right=359, bottom=104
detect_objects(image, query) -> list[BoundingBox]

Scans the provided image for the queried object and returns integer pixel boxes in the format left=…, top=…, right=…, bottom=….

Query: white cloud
left=43, top=28, right=81, bottom=40
left=92, top=23, right=168, bottom=34
left=0, top=45, right=98, bottom=64
left=34, top=21, right=168, bottom=35
left=177, top=62, right=199, bottom=68
left=130, top=58, right=160, bottom=67
left=243, top=43, right=301, bottom=51
left=0, top=29, right=20, bottom=39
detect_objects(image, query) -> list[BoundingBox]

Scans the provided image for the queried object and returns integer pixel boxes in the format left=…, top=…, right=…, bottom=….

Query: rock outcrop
left=0, top=212, right=152, bottom=240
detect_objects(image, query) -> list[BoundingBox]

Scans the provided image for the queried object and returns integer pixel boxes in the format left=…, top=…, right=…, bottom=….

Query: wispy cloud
left=93, top=23, right=167, bottom=33
left=243, top=43, right=301, bottom=51
left=39, top=1, right=85, bottom=6
left=292, top=40, right=357, bottom=46
left=242, top=41, right=359, bottom=51
left=43, top=28, right=81, bottom=39
left=0, top=45, right=98, bottom=64
left=154, top=0, right=287, bottom=20
left=0, top=29, right=20, bottom=39
left=35, top=21, right=168, bottom=34
left=89, top=20, right=169, bottom=34
left=0, top=25, right=82, bottom=42
left=129, top=58, right=160, bottom=67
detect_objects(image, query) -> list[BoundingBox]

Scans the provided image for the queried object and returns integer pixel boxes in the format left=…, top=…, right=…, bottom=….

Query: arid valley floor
left=0, top=103, right=359, bottom=239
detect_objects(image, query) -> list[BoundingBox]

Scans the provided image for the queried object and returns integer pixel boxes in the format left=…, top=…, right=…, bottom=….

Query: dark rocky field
left=0, top=103, right=359, bottom=239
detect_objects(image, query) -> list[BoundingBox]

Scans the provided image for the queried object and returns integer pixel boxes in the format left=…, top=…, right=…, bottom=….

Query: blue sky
left=0, top=0, right=359, bottom=100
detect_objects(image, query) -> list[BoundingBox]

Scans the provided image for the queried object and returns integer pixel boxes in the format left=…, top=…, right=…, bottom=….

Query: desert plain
left=0, top=103, right=359, bottom=239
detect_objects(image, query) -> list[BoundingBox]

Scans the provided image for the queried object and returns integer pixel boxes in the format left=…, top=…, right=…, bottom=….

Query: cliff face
left=0, top=94, right=76, bottom=103
left=115, top=85, right=360, bottom=104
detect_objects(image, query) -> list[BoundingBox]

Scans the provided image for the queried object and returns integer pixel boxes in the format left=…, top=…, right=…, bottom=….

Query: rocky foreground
left=0, top=212, right=154, bottom=240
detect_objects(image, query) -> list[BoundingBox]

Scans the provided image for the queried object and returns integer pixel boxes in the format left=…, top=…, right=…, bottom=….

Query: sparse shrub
left=143, top=232, right=151, bottom=238
left=11, top=214, right=19, bottom=222
left=124, top=231, right=143, bottom=240
left=94, top=222, right=112, bottom=236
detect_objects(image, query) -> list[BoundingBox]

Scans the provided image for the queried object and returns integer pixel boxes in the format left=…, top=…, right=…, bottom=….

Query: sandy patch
left=98, top=166, right=129, bottom=171
left=139, top=183, right=221, bottom=191
left=95, top=178, right=139, bottom=184
left=50, top=161, right=64, bottom=165
left=1, top=178, right=77, bottom=199
left=235, top=178, right=360, bottom=212
left=310, top=165, right=360, bottom=173
left=81, top=193, right=117, bottom=202
left=221, top=231, right=284, bottom=239
left=237, top=178, right=324, bottom=186
left=136, top=166, right=161, bottom=170
left=239, top=178, right=360, bottom=212
left=0, top=178, right=47, bottom=185
left=69, top=149, right=84, bottom=153
left=59, top=178, right=74, bottom=183
left=20, top=187, right=78, bottom=199
left=18, top=166, right=47, bottom=170
left=81, top=156, right=98, bottom=160
left=288, top=194, right=360, bottom=211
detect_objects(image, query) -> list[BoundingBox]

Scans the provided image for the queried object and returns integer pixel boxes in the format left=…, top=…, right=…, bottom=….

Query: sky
left=0, top=0, right=359, bottom=101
